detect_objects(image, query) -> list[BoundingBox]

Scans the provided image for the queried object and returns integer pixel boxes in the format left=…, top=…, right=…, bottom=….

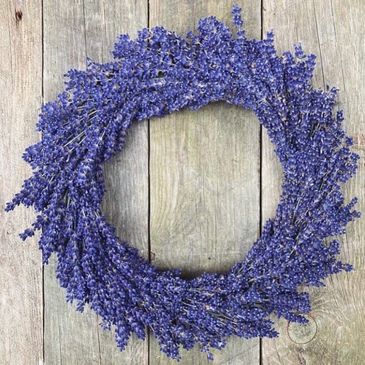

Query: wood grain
left=262, top=1, right=365, bottom=364
left=43, top=1, right=149, bottom=364
left=148, top=1, right=261, bottom=364
left=0, top=1, right=43, bottom=365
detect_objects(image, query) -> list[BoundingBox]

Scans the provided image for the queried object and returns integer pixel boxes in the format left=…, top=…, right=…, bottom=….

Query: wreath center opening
left=103, top=101, right=281, bottom=278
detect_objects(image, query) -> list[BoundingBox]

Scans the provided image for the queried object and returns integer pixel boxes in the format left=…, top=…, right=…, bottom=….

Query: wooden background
left=1, top=0, right=364, bottom=364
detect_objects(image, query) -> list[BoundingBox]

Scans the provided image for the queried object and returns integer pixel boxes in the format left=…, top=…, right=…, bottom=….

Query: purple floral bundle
left=6, top=6, right=360, bottom=361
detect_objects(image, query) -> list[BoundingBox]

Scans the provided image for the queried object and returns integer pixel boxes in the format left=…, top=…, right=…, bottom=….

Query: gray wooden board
left=43, top=1, right=148, bottom=364
left=148, top=1, right=261, bottom=364
left=1, top=0, right=365, bottom=364
left=262, top=1, right=365, bottom=364
left=0, top=1, right=43, bottom=365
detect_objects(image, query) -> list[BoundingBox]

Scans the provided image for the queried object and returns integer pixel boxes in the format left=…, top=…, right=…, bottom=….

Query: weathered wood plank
left=148, top=1, right=261, bottom=364
left=43, top=1, right=149, bottom=364
left=84, top=1, right=150, bottom=364
left=0, top=1, right=43, bottom=365
left=262, top=1, right=365, bottom=364
left=43, top=2, right=101, bottom=363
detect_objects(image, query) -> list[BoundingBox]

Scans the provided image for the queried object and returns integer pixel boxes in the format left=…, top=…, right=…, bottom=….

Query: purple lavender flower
left=6, top=5, right=360, bottom=361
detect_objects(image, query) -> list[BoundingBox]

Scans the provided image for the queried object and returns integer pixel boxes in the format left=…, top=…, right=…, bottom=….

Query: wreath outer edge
left=5, top=5, right=360, bottom=361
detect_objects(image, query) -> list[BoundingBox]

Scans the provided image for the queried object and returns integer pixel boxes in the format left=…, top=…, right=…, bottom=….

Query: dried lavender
left=6, top=5, right=360, bottom=361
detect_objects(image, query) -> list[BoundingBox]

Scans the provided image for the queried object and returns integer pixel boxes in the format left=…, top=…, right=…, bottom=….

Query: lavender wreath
left=6, top=6, right=360, bottom=361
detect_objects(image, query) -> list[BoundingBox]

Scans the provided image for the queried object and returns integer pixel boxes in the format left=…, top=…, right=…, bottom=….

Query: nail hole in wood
left=15, top=9, right=23, bottom=24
